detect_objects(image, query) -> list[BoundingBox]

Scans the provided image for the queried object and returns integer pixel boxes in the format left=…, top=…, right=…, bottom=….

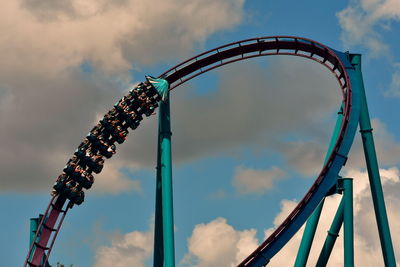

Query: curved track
left=25, top=36, right=361, bottom=267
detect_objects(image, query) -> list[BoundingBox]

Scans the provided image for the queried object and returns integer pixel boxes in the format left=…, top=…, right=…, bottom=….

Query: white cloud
left=264, top=167, right=400, bottom=266
left=262, top=199, right=305, bottom=266
left=346, top=118, right=400, bottom=169
left=164, top=57, right=339, bottom=165
left=0, top=0, right=246, bottom=193
left=337, top=7, right=389, bottom=57
left=367, top=0, right=400, bottom=20
left=183, top=167, right=400, bottom=266
left=232, top=166, right=286, bottom=195
left=94, top=226, right=153, bottom=267
left=208, top=189, right=226, bottom=200
left=336, top=0, right=400, bottom=57
left=279, top=118, right=400, bottom=177
left=384, top=67, right=400, bottom=97
left=4, top=53, right=339, bottom=194
left=92, top=160, right=142, bottom=195
left=337, top=0, right=400, bottom=97
left=1, top=0, right=245, bottom=75
left=279, top=140, right=327, bottom=177
left=182, top=217, right=258, bottom=267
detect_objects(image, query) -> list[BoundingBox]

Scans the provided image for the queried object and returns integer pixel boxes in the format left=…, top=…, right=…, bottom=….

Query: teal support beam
left=343, top=178, right=354, bottom=267
left=350, top=54, right=396, bottom=266
left=29, top=217, right=40, bottom=250
left=153, top=132, right=164, bottom=266
left=316, top=198, right=344, bottom=267
left=294, top=200, right=324, bottom=267
left=29, top=217, right=40, bottom=262
left=29, top=215, right=50, bottom=266
left=158, top=91, right=175, bottom=267
left=294, top=105, right=344, bottom=267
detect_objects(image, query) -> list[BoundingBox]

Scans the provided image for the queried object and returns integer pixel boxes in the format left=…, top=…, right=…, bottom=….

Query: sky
left=1, top=0, right=400, bottom=266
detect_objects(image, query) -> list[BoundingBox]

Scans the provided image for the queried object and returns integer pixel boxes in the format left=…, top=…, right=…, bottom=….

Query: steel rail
left=25, top=36, right=360, bottom=266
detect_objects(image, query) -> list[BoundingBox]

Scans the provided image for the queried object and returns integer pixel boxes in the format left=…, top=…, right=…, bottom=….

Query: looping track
left=25, top=36, right=360, bottom=267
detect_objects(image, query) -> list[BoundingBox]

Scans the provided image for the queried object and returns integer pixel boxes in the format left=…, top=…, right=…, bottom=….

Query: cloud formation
left=232, top=166, right=286, bottom=194
left=2, top=0, right=245, bottom=75
left=8, top=0, right=392, bottom=195
left=1, top=53, right=342, bottom=193
left=336, top=0, right=400, bottom=56
left=337, top=0, right=400, bottom=96
left=384, top=64, right=400, bottom=97
left=277, top=118, right=400, bottom=178
left=0, top=0, right=245, bottom=193
left=346, top=118, right=400, bottom=169
left=170, top=58, right=339, bottom=162
left=183, top=167, right=400, bottom=266
left=91, top=166, right=399, bottom=265
left=278, top=140, right=327, bottom=176
left=182, top=217, right=259, bottom=267
left=94, top=227, right=153, bottom=267
left=270, top=167, right=400, bottom=266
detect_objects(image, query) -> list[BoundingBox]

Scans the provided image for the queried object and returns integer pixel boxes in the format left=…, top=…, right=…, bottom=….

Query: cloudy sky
left=1, top=0, right=400, bottom=266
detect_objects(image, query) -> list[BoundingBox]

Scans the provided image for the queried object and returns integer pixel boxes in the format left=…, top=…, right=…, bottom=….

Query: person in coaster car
left=88, top=154, right=104, bottom=174
left=111, top=125, right=128, bottom=144
left=138, top=92, right=147, bottom=103
left=123, top=108, right=142, bottom=129
left=79, top=171, right=94, bottom=189
left=143, top=97, right=158, bottom=116
left=51, top=172, right=69, bottom=196
left=116, top=131, right=126, bottom=144
left=69, top=184, right=84, bottom=205
left=87, top=125, right=103, bottom=143
left=105, top=144, right=116, bottom=158
left=95, top=137, right=114, bottom=158
left=63, top=158, right=78, bottom=175
left=59, top=179, right=76, bottom=199
left=75, top=139, right=91, bottom=159
left=69, top=166, right=92, bottom=189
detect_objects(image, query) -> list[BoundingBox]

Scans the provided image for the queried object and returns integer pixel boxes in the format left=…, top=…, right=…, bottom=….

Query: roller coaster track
left=25, top=36, right=360, bottom=267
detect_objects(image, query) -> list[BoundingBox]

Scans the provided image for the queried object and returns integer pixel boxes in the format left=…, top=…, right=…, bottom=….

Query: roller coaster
left=24, top=36, right=397, bottom=266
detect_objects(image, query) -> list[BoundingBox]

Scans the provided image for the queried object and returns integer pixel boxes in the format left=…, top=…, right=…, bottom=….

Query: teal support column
left=316, top=198, right=344, bottom=267
left=294, top=105, right=344, bottom=267
left=153, top=133, right=164, bottom=266
left=29, top=215, right=49, bottom=266
left=29, top=217, right=40, bottom=261
left=29, top=217, right=39, bottom=250
left=294, top=200, right=324, bottom=267
left=158, top=91, right=175, bottom=267
left=343, top=178, right=354, bottom=267
left=350, top=54, right=396, bottom=266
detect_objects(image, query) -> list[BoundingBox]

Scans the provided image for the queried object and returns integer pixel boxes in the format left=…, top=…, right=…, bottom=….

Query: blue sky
left=1, top=0, right=400, bottom=266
